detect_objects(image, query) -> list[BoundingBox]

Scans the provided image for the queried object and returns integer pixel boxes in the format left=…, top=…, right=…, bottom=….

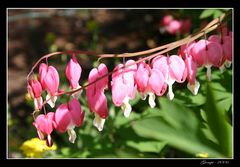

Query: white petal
left=34, top=98, right=39, bottom=111
left=46, top=134, right=53, bottom=147
left=67, top=128, right=76, bottom=144
left=167, top=83, right=174, bottom=100
left=34, top=96, right=43, bottom=110
left=187, top=80, right=200, bottom=95
left=46, top=94, right=57, bottom=108
left=37, top=130, right=44, bottom=140
left=122, top=97, right=132, bottom=118
left=148, top=92, right=156, bottom=108
left=93, top=113, right=105, bottom=131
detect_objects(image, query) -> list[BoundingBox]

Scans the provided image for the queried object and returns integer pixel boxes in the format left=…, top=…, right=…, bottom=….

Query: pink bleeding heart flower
left=184, top=55, right=200, bottom=95
left=111, top=60, right=137, bottom=118
left=39, top=63, right=60, bottom=108
left=178, top=41, right=196, bottom=60
left=152, top=55, right=187, bottom=100
left=33, top=112, right=55, bottom=147
left=54, top=98, right=85, bottom=143
left=190, top=40, right=223, bottom=81
left=135, top=62, right=166, bottom=108
left=66, top=54, right=82, bottom=98
left=208, top=35, right=232, bottom=71
left=27, top=79, right=43, bottom=111
left=86, top=63, right=108, bottom=131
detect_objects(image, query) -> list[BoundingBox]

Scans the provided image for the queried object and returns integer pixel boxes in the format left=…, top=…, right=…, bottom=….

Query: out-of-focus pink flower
left=66, top=54, right=82, bottom=98
left=190, top=40, right=223, bottom=80
left=180, top=18, right=192, bottom=34
left=86, top=63, right=108, bottom=131
left=161, top=15, right=174, bottom=25
left=33, top=112, right=55, bottom=147
left=166, top=20, right=182, bottom=35
left=135, top=62, right=166, bottom=108
left=111, top=60, right=137, bottom=117
left=39, top=63, right=60, bottom=108
left=152, top=55, right=187, bottom=100
left=54, top=99, right=85, bottom=143
left=184, top=56, right=200, bottom=95
left=28, top=79, right=43, bottom=110
left=160, top=15, right=191, bottom=35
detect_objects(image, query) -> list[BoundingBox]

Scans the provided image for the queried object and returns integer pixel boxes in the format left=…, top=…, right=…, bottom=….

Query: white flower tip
left=148, top=93, right=156, bottom=108
left=167, top=83, right=174, bottom=100
left=37, top=130, right=44, bottom=140
left=34, top=98, right=39, bottom=111
left=46, top=94, right=57, bottom=108
left=167, top=92, right=174, bottom=100
left=123, top=102, right=132, bottom=118
left=93, top=114, right=105, bottom=131
left=219, top=65, right=226, bottom=73
left=139, top=92, right=147, bottom=100
left=67, top=129, right=76, bottom=144
left=46, top=134, right=53, bottom=147
left=225, top=60, right=232, bottom=68
left=187, top=81, right=200, bottom=95
left=122, top=97, right=132, bottom=118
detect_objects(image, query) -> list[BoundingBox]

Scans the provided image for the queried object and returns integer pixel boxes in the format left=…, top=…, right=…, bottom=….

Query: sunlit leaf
left=204, top=82, right=232, bottom=157
left=126, top=140, right=167, bottom=153
left=132, top=97, right=225, bottom=157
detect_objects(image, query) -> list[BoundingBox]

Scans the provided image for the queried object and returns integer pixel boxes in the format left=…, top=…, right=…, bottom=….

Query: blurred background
left=8, top=9, right=232, bottom=158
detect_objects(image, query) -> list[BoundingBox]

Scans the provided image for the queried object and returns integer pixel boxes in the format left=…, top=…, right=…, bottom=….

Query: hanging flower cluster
left=27, top=19, right=232, bottom=147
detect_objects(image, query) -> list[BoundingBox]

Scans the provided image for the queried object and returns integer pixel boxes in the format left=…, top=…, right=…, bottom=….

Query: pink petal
left=30, top=79, right=42, bottom=98
left=97, top=63, right=109, bottom=90
left=44, top=66, right=59, bottom=95
left=191, top=40, right=208, bottom=67
left=39, top=63, right=48, bottom=89
left=168, top=55, right=186, bottom=82
left=135, top=62, right=149, bottom=93
left=54, top=104, right=71, bottom=133
left=111, top=78, right=127, bottom=106
left=66, top=55, right=82, bottom=89
left=151, top=55, right=168, bottom=80
left=222, top=36, right=232, bottom=61
left=206, top=41, right=223, bottom=67
left=185, top=56, right=197, bottom=85
left=148, top=68, right=165, bottom=96
left=34, top=112, right=54, bottom=135
left=27, top=84, right=34, bottom=99
left=92, top=92, right=108, bottom=118
left=68, top=99, right=84, bottom=127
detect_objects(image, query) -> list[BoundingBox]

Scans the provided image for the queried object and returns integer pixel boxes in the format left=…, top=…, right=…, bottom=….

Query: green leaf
left=132, top=97, right=225, bottom=157
left=205, top=83, right=232, bottom=157
left=126, top=141, right=167, bottom=153
left=200, top=9, right=216, bottom=19
left=213, top=10, right=223, bottom=18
